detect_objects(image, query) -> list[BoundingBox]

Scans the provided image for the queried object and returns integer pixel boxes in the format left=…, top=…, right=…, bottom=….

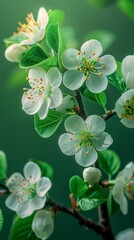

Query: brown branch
left=75, top=90, right=87, bottom=119
left=102, top=109, right=116, bottom=121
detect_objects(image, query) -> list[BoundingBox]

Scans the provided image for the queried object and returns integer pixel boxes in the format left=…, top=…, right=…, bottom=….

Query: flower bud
left=5, top=44, right=26, bottom=63
left=83, top=167, right=102, bottom=185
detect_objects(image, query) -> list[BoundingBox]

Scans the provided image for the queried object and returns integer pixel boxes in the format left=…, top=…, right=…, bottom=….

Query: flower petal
left=75, top=147, right=97, bottom=167
left=58, top=133, right=78, bottom=156
left=17, top=199, right=33, bottom=218
left=96, top=55, right=117, bottom=75
left=117, top=162, right=134, bottom=182
left=80, top=39, right=102, bottom=60
left=28, top=68, right=47, bottom=87
left=85, top=115, right=106, bottom=134
left=22, top=91, right=43, bottom=115
left=86, top=73, right=108, bottom=93
left=121, top=117, right=134, bottom=128
left=37, top=7, right=49, bottom=29
left=120, top=196, right=128, bottom=215
left=93, top=132, right=113, bottom=151
left=62, top=49, right=80, bottom=70
left=6, top=173, right=23, bottom=191
left=33, top=29, right=46, bottom=42
left=122, top=55, right=134, bottom=79
left=5, top=194, right=19, bottom=211
left=38, top=98, right=51, bottom=120
left=125, top=72, right=134, bottom=89
left=65, top=115, right=86, bottom=133
left=20, top=39, right=35, bottom=45
left=5, top=44, right=26, bottom=62
left=50, top=88, right=63, bottom=109
left=24, top=162, right=41, bottom=183
left=37, top=177, right=52, bottom=197
left=63, top=70, right=85, bottom=90
left=47, top=67, right=62, bottom=88
left=113, top=180, right=124, bottom=205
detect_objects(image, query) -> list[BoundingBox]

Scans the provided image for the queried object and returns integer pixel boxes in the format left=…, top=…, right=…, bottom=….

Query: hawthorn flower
left=58, top=115, right=113, bottom=167
left=113, top=162, right=134, bottom=215
left=5, top=162, right=52, bottom=218
left=116, top=228, right=134, bottom=240
left=16, top=7, right=49, bottom=45
left=83, top=167, right=102, bottom=186
left=62, top=39, right=117, bottom=93
left=22, top=67, right=63, bottom=119
left=32, top=210, right=54, bottom=240
left=115, top=89, right=134, bottom=128
left=122, top=55, right=134, bottom=89
left=5, top=43, right=26, bottom=63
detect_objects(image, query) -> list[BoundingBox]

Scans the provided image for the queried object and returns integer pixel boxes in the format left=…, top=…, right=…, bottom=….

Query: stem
left=75, top=90, right=87, bottom=119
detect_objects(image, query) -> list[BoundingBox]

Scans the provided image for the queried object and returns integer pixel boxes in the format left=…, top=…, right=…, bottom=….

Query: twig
left=102, top=109, right=116, bottom=121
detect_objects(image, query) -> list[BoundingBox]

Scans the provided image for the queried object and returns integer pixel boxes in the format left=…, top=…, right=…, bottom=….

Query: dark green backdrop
left=0, top=0, right=134, bottom=239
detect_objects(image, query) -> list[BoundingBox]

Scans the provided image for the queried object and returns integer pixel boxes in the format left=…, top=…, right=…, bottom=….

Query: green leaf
left=48, top=9, right=65, bottom=25
left=69, top=176, right=88, bottom=199
left=34, top=110, right=67, bottom=138
left=0, top=151, right=7, bottom=180
left=87, top=0, right=116, bottom=8
left=118, top=0, right=134, bottom=20
left=79, top=185, right=106, bottom=211
left=29, top=159, right=53, bottom=179
left=83, top=88, right=107, bottom=108
left=4, top=34, right=26, bottom=47
left=9, top=214, right=38, bottom=240
left=0, top=210, right=4, bottom=232
left=46, top=23, right=65, bottom=70
left=98, top=149, right=121, bottom=176
left=108, top=61, right=127, bottom=92
left=107, top=191, right=119, bottom=216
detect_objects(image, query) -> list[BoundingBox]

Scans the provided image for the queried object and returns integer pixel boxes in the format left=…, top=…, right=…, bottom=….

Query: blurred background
left=0, top=0, right=134, bottom=239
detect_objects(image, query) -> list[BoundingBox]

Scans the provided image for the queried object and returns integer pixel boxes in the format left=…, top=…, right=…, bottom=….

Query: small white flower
left=58, top=115, right=113, bottom=167
left=115, top=89, right=134, bottom=128
left=113, top=162, right=134, bottom=215
left=22, top=67, right=63, bottom=119
left=17, top=7, right=49, bottom=45
left=116, top=228, right=134, bottom=240
left=83, top=167, right=102, bottom=185
left=5, top=43, right=26, bottom=62
left=32, top=210, right=54, bottom=240
left=62, top=39, right=117, bottom=93
left=5, top=162, right=52, bottom=218
left=122, top=55, right=134, bottom=89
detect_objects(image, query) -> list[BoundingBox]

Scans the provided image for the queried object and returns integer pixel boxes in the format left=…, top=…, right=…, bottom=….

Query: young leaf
left=107, top=190, right=120, bottom=216
left=79, top=185, right=106, bottom=211
left=34, top=110, right=67, bottom=138
left=9, top=214, right=37, bottom=240
left=0, top=210, right=4, bottom=232
left=48, top=9, right=65, bottom=25
left=98, top=149, right=121, bottom=176
left=0, top=150, right=7, bottom=180
left=69, top=176, right=88, bottom=199
left=29, top=159, right=53, bottom=179
left=83, top=88, right=107, bottom=108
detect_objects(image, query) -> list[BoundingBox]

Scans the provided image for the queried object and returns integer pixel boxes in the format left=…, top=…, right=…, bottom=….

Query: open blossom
left=115, top=89, right=134, bottom=128
left=5, top=162, right=52, bottom=218
left=58, top=115, right=113, bottom=167
left=32, top=210, right=54, bottom=240
left=62, top=39, right=117, bottom=93
left=116, top=228, right=134, bottom=240
left=22, top=67, right=63, bottom=119
left=5, top=43, right=26, bottom=63
left=113, top=162, right=134, bottom=215
left=122, top=55, right=134, bottom=89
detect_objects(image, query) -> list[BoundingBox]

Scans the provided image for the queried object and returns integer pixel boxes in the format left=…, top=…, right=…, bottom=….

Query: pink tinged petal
left=93, top=132, right=113, bottom=151
left=20, top=39, right=35, bottom=45
left=86, top=73, right=108, bottom=93
left=28, top=68, right=47, bottom=87
left=58, top=133, right=78, bottom=156
left=5, top=194, right=19, bottom=211
left=62, top=49, right=80, bottom=70
left=38, top=98, right=51, bottom=119
left=33, top=29, right=46, bottom=42
left=24, top=162, right=41, bottom=183
left=63, top=70, right=85, bottom=90
left=85, top=115, right=106, bottom=134
left=65, top=115, right=86, bottom=133
left=50, top=88, right=63, bottom=109
left=120, top=196, right=128, bottom=215
left=37, top=7, right=49, bottom=29
left=5, top=44, right=26, bottom=62
left=75, top=147, right=98, bottom=167
left=37, top=177, right=52, bottom=197
left=122, top=55, right=134, bottom=79
left=47, top=67, right=62, bottom=88
left=96, top=55, right=117, bottom=76
left=80, top=39, right=103, bottom=60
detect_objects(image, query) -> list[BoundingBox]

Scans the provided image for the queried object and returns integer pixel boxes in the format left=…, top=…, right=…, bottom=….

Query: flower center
left=17, top=13, right=39, bottom=36
left=121, top=96, right=134, bottom=120
left=76, top=130, right=95, bottom=150
left=14, top=179, right=37, bottom=202
left=125, top=177, right=134, bottom=200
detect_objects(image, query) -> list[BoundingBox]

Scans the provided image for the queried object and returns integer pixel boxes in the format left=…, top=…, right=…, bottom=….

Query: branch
left=75, top=90, right=87, bottom=119
left=102, top=109, right=116, bottom=121
left=0, top=183, right=9, bottom=196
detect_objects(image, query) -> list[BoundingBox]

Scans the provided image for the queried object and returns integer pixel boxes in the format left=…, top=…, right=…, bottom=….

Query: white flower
left=62, top=39, right=117, bottom=93
left=115, top=89, right=134, bottom=128
left=5, top=162, right=52, bottom=218
left=122, top=55, right=134, bottom=89
left=17, top=7, right=49, bottom=45
left=113, top=162, right=134, bottom=215
left=116, top=228, right=134, bottom=240
left=22, top=67, right=63, bottom=119
left=5, top=43, right=26, bottom=62
left=58, top=115, right=113, bottom=167
left=56, top=95, right=76, bottom=113
left=83, top=167, right=102, bottom=185
left=32, top=210, right=54, bottom=240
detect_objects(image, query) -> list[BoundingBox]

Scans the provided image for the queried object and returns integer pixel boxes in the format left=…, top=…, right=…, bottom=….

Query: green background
left=0, top=0, right=134, bottom=239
